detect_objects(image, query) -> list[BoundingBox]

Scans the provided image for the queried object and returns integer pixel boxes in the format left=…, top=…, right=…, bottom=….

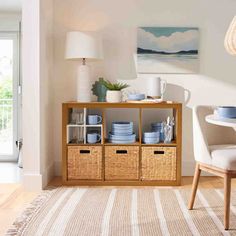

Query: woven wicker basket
left=67, top=146, right=102, bottom=180
left=105, top=146, right=139, bottom=180
left=141, top=147, right=176, bottom=181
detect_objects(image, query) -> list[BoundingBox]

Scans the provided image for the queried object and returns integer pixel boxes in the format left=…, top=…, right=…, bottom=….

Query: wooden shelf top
left=104, top=141, right=141, bottom=146
left=67, top=140, right=177, bottom=147
left=67, top=143, right=102, bottom=146
left=141, top=141, right=177, bottom=147
left=63, top=101, right=182, bottom=109
left=67, top=124, right=102, bottom=127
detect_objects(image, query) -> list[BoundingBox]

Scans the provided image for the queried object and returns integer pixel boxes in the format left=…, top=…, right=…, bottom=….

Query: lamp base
left=77, top=64, right=91, bottom=102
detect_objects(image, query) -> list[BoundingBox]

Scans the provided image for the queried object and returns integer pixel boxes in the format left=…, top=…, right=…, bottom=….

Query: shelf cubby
left=104, top=108, right=139, bottom=142
left=67, top=107, right=104, bottom=145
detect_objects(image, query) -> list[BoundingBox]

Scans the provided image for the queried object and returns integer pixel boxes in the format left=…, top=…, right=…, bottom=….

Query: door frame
left=0, top=32, right=20, bottom=161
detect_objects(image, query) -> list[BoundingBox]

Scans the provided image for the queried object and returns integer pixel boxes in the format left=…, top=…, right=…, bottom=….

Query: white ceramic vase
left=106, top=90, right=122, bottom=103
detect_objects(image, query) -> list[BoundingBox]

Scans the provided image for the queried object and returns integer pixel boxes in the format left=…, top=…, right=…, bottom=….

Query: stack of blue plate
left=143, top=132, right=160, bottom=144
left=151, top=122, right=164, bottom=142
left=109, top=122, right=136, bottom=144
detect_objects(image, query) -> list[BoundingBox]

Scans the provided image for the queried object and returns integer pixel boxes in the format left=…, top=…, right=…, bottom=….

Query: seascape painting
left=137, top=27, right=199, bottom=74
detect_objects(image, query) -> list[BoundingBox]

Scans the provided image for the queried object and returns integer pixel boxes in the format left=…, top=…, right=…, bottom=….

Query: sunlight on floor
left=0, top=162, right=22, bottom=183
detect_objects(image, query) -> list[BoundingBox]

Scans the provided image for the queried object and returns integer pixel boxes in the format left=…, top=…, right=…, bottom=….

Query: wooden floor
left=1, top=176, right=236, bottom=235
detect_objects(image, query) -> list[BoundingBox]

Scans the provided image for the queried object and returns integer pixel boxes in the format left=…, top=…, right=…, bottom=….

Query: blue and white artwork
left=137, top=27, right=199, bottom=74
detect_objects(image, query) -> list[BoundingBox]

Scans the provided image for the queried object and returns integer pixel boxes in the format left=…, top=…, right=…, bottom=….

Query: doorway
left=0, top=31, right=21, bottom=183
left=0, top=32, right=20, bottom=164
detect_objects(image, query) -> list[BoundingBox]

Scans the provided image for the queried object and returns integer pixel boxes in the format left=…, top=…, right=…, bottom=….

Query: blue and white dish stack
left=143, top=132, right=160, bottom=144
left=151, top=122, right=164, bottom=142
left=109, top=122, right=136, bottom=144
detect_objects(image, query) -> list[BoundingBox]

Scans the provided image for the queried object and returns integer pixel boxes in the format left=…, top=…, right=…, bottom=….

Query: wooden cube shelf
left=62, top=102, right=182, bottom=186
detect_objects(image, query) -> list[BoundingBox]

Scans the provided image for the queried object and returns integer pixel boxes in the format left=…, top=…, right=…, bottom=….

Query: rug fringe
left=5, top=188, right=56, bottom=236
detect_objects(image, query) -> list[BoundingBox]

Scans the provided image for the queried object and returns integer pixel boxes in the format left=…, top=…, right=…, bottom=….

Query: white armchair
left=189, top=106, right=236, bottom=230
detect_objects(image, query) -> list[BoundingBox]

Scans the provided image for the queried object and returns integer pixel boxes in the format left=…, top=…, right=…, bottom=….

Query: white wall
left=22, top=0, right=41, bottom=190
left=53, top=0, right=236, bottom=176
left=40, top=0, right=54, bottom=187
left=22, top=0, right=54, bottom=190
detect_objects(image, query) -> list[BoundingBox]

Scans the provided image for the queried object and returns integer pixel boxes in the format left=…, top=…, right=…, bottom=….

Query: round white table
left=206, top=114, right=236, bottom=129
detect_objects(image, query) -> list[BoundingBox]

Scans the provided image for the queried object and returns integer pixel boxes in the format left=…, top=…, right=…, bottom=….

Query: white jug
left=147, top=77, right=167, bottom=99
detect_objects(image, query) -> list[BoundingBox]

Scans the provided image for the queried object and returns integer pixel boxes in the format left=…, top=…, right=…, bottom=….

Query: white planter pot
left=106, top=90, right=122, bottom=103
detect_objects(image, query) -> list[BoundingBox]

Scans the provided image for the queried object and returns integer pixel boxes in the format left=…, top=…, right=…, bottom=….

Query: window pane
left=0, top=39, right=13, bottom=155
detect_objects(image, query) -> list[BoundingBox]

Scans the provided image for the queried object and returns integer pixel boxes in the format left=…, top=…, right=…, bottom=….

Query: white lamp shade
left=224, top=16, right=236, bottom=55
left=65, top=31, right=103, bottom=60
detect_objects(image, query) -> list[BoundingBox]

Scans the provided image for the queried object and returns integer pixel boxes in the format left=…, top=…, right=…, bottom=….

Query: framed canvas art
left=137, top=27, right=199, bottom=74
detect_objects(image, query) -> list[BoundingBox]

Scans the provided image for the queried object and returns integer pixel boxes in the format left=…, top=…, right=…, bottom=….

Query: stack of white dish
left=109, top=122, right=136, bottom=144
left=143, top=132, right=160, bottom=144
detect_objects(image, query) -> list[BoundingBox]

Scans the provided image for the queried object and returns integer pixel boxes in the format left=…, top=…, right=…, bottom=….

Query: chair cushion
left=209, top=145, right=236, bottom=171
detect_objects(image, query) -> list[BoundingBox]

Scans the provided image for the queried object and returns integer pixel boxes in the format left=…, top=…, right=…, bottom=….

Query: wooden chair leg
left=188, top=163, right=201, bottom=210
left=224, top=174, right=231, bottom=230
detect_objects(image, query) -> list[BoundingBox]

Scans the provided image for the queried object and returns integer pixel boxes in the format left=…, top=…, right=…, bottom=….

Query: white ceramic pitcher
left=147, top=77, right=167, bottom=99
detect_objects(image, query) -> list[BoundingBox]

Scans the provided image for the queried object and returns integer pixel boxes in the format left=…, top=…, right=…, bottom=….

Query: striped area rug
left=6, top=187, right=236, bottom=236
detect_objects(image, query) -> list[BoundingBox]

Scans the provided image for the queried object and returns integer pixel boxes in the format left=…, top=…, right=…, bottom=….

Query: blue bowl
left=217, top=106, right=236, bottom=118
left=143, top=137, right=160, bottom=144
left=128, top=93, right=145, bottom=101
left=143, top=132, right=160, bottom=138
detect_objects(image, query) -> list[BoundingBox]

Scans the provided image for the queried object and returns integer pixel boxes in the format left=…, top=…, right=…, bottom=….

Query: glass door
left=0, top=33, right=19, bottom=161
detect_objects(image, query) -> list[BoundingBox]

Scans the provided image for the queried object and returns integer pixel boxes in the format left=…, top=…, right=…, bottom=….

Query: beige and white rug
left=6, top=187, right=236, bottom=236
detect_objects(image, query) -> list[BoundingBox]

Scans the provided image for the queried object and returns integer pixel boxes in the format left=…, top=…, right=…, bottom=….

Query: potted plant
left=102, top=80, right=129, bottom=103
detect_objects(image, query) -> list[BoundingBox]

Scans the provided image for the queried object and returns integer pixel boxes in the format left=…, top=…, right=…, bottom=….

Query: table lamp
left=65, top=31, right=103, bottom=102
left=224, top=16, right=236, bottom=55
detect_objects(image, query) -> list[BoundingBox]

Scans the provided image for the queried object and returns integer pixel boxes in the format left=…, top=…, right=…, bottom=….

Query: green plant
left=0, top=76, right=12, bottom=99
left=101, top=79, right=129, bottom=91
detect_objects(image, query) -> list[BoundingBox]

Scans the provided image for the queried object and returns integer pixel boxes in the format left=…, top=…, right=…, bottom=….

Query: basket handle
left=154, top=150, right=165, bottom=155
left=116, top=150, right=128, bottom=154
left=80, top=150, right=90, bottom=154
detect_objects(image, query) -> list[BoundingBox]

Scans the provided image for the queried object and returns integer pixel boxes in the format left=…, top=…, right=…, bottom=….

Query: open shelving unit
left=62, top=101, right=182, bottom=186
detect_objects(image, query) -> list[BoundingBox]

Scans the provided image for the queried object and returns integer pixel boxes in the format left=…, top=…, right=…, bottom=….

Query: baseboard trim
left=54, top=160, right=62, bottom=176
left=42, top=162, right=54, bottom=188
left=23, top=172, right=43, bottom=191
left=23, top=162, right=54, bottom=191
